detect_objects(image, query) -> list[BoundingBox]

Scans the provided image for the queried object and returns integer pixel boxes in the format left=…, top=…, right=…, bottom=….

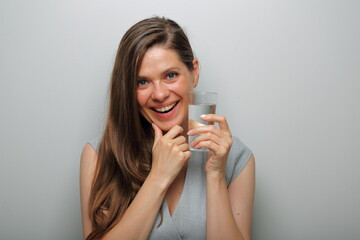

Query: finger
left=189, top=132, right=223, bottom=148
left=201, top=114, right=231, bottom=133
left=177, top=143, right=190, bottom=152
left=188, top=125, right=223, bottom=138
left=183, top=150, right=192, bottom=161
left=164, top=125, right=184, bottom=139
left=152, top=123, right=163, bottom=147
left=173, top=135, right=187, bottom=145
left=193, top=140, right=220, bottom=152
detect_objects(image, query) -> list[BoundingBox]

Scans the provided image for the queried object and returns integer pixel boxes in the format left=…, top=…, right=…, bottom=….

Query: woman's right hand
left=149, top=123, right=191, bottom=187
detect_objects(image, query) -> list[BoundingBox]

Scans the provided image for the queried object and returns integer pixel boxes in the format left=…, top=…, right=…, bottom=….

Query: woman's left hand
left=187, top=114, right=232, bottom=177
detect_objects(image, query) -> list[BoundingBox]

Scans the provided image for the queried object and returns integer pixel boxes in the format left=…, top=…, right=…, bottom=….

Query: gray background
left=1, top=0, right=359, bottom=239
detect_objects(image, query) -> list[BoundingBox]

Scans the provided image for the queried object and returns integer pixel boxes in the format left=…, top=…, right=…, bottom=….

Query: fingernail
left=200, top=114, right=208, bottom=119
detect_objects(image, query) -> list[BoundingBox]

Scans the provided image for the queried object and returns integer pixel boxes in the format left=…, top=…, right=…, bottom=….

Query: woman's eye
left=137, top=79, right=149, bottom=87
left=166, top=72, right=178, bottom=79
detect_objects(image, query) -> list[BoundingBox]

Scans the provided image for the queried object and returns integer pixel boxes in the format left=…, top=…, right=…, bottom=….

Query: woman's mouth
left=152, top=101, right=178, bottom=114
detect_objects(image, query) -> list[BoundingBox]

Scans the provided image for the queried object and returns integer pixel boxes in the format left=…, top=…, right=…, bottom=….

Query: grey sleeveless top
left=88, top=136, right=252, bottom=240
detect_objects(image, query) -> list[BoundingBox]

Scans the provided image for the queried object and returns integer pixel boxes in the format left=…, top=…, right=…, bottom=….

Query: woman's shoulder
left=225, top=136, right=253, bottom=184
left=81, top=136, right=100, bottom=170
left=80, top=135, right=102, bottom=175
left=87, top=135, right=102, bottom=153
left=230, top=136, right=252, bottom=157
left=80, top=138, right=100, bottom=236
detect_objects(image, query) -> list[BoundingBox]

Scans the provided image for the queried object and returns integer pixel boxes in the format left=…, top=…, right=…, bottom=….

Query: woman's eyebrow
left=137, top=76, right=147, bottom=80
left=161, top=67, right=181, bottom=75
left=138, top=67, right=182, bottom=79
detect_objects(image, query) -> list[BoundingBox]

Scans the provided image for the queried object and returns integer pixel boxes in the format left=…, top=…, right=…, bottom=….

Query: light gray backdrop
left=1, top=0, right=359, bottom=239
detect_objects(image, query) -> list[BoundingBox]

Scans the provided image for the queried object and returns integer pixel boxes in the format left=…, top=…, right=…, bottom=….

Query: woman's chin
left=158, top=125, right=174, bottom=133
left=150, top=114, right=186, bottom=132
left=156, top=121, right=182, bottom=132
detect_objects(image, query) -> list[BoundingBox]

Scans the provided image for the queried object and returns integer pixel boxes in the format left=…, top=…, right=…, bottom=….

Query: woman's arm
left=206, top=155, right=255, bottom=240
left=80, top=124, right=191, bottom=240
left=188, top=114, right=255, bottom=240
left=80, top=144, right=97, bottom=238
left=80, top=145, right=166, bottom=239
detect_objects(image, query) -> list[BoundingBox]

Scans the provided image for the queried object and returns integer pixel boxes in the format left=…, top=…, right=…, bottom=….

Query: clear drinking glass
left=188, top=91, right=217, bottom=151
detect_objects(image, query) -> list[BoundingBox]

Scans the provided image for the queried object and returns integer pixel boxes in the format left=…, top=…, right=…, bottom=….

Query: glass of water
left=188, top=91, right=217, bottom=151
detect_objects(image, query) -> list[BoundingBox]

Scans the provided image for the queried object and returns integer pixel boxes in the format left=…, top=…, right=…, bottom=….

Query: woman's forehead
left=138, top=47, right=185, bottom=77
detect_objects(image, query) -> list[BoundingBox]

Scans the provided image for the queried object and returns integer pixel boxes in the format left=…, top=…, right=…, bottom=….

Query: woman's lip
left=151, top=101, right=179, bottom=119
left=151, top=101, right=179, bottom=113
left=151, top=101, right=178, bottom=109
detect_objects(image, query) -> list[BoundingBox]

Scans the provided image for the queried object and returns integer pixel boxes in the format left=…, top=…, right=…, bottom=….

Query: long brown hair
left=86, top=17, right=195, bottom=239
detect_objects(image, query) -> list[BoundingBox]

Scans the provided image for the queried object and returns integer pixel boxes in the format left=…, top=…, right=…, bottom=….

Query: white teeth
left=155, top=103, right=175, bottom=113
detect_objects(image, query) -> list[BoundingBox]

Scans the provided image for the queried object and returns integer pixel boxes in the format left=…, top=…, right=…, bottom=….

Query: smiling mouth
left=152, top=101, right=179, bottom=113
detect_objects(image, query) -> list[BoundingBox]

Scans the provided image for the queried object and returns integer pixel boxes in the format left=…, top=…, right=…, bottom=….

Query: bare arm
left=80, top=144, right=97, bottom=238
left=188, top=114, right=255, bottom=240
left=206, top=155, right=255, bottom=240
left=80, top=145, right=166, bottom=239
left=80, top=124, right=191, bottom=240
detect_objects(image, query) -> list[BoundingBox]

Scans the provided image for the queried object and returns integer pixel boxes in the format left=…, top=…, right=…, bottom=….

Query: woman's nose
left=151, top=82, right=169, bottom=102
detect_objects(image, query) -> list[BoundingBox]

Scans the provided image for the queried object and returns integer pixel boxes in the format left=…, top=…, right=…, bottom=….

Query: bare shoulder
left=80, top=144, right=98, bottom=187
left=80, top=143, right=98, bottom=238
left=229, top=154, right=255, bottom=193
left=80, top=143, right=98, bottom=173
left=241, top=154, right=255, bottom=177
left=80, top=143, right=98, bottom=201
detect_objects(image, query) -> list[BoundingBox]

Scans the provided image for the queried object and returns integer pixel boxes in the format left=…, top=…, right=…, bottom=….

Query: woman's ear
left=192, top=58, right=200, bottom=88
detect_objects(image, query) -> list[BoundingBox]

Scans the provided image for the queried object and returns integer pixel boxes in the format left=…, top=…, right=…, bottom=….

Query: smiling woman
left=80, top=16, right=255, bottom=240
left=136, top=46, right=199, bottom=132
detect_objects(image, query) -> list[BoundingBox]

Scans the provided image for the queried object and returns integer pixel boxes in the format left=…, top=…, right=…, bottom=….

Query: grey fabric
left=87, top=136, right=252, bottom=240
left=88, top=136, right=101, bottom=153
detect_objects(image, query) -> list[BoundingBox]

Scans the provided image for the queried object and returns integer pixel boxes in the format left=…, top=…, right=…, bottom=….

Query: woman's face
left=136, top=46, right=199, bottom=132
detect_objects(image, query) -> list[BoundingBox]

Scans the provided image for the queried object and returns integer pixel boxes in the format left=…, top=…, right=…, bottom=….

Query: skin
left=80, top=45, right=255, bottom=239
left=136, top=46, right=199, bottom=132
left=188, top=115, right=255, bottom=239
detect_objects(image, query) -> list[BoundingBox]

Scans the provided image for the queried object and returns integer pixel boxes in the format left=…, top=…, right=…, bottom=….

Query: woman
left=80, top=16, right=255, bottom=240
